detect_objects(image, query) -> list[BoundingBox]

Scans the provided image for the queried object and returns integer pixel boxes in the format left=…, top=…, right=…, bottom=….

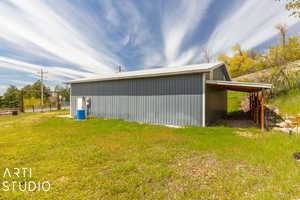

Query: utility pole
left=37, top=68, right=47, bottom=112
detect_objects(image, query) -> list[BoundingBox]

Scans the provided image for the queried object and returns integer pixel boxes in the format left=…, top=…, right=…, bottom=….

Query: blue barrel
left=76, top=109, right=86, bottom=120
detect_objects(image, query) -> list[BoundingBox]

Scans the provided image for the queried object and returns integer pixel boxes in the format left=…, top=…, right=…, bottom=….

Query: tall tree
left=22, top=84, right=34, bottom=99
left=3, top=86, right=20, bottom=108
left=29, top=80, right=51, bottom=100
left=55, top=85, right=70, bottom=102
left=218, top=44, right=259, bottom=77
left=0, top=96, right=3, bottom=108
left=275, top=24, right=288, bottom=48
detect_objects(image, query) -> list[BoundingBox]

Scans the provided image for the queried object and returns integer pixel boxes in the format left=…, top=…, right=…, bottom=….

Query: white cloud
left=161, top=0, right=211, bottom=66
left=0, top=0, right=120, bottom=74
left=0, top=85, right=8, bottom=95
left=0, top=57, right=93, bottom=81
left=206, top=0, right=300, bottom=56
left=0, top=0, right=299, bottom=91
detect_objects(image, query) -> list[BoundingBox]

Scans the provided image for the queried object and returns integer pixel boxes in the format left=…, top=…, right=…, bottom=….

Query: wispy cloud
left=0, top=1, right=120, bottom=72
left=160, top=0, right=211, bottom=66
left=0, top=85, right=8, bottom=95
left=206, top=0, right=300, bottom=56
left=0, top=57, right=93, bottom=80
left=0, top=0, right=299, bottom=95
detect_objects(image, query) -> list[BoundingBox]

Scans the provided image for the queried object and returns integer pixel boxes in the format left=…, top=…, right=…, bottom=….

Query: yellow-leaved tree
left=218, top=44, right=260, bottom=77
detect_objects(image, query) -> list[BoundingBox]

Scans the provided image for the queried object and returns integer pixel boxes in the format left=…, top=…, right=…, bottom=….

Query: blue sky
left=0, top=0, right=299, bottom=94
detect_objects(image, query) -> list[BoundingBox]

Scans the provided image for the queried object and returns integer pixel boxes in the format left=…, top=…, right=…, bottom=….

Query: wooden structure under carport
left=206, top=80, right=273, bottom=130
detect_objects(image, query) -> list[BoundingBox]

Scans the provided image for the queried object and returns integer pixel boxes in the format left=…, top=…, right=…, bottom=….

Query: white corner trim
left=69, top=85, right=72, bottom=116
left=202, top=73, right=206, bottom=127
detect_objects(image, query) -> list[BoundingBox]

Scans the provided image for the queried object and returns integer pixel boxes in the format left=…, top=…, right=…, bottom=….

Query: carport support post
left=249, top=93, right=251, bottom=117
left=261, top=90, right=265, bottom=130
left=250, top=93, right=253, bottom=119
left=256, top=92, right=259, bottom=124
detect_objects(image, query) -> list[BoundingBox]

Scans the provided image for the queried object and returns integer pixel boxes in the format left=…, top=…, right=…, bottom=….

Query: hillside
left=268, top=88, right=300, bottom=116
left=230, top=60, right=300, bottom=116
left=233, top=60, right=300, bottom=82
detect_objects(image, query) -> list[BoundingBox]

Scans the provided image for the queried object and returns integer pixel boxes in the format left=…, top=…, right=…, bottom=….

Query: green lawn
left=1, top=112, right=300, bottom=199
left=228, top=91, right=247, bottom=113
left=268, top=88, right=300, bottom=116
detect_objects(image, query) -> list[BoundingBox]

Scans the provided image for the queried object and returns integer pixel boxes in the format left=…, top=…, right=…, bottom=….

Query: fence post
left=260, top=90, right=265, bottom=131
left=57, top=92, right=61, bottom=111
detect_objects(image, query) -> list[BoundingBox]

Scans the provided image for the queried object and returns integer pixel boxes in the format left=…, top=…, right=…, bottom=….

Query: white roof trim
left=206, top=80, right=273, bottom=89
left=65, top=62, right=226, bottom=84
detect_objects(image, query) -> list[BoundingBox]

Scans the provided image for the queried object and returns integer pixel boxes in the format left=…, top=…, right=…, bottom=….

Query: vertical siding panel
left=144, top=80, right=146, bottom=123
left=133, top=79, right=137, bottom=122
left=132, top=79, right=135, bottom=121
left=129, top=79, right=133, bottom=121
left=166, top=77, right=171, bottom=125
left=155, top=78, right=158, bottom=124
left=162, top=78, right=166, bottom=124
left=70, top=73, right=206, bottom=126
left=148, top=79, right=152, bottom=124
left=146, top=79, right=150, bottom=123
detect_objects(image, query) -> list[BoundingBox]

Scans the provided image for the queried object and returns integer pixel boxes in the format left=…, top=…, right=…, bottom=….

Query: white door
left=77, top=97, right=83, bottom=110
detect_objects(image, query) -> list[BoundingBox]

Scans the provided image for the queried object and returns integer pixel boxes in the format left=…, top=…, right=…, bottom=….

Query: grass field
left=268, top=88, right=300, bottom=116
left=227, top=88, right=300, bottom=116
left=1, top=111, right=300, bottom=199
left=227, top=91, right=246, bottom=113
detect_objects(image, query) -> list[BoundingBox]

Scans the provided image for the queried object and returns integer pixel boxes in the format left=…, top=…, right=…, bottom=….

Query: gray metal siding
left=213, top=66, right=227, bottom=80
left=71, top=74, right=204, bottom=126
left=205, top=66, right=228, bottom=125
left=205, top=85, right=227, bottom=125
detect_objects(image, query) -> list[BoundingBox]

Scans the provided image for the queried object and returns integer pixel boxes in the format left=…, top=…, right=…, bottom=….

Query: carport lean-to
left=206, top=80, right=273, bottom=130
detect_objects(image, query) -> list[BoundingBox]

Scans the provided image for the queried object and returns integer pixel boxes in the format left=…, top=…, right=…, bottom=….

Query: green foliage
left=283, top=36, right=300, bottom=60
left=0, top=96, right=3, bottom=108
left=218, top=45, right=265, bottom=77
left=227, top=91, right=246, bottom=113
left=1, top=81, right=71, bottom=108
left=278, top=0, right=300, bottom=17
left=23, top=97, right=42, bottom=107
left=23, top=80, right=51, bottom=100
left=218, top=35, right=300, bottom=79
left=268, top=88, right=300, bottom=115
left=2, top=85, right=20, bottom=108
left=55, top=85, right=70, bottom=102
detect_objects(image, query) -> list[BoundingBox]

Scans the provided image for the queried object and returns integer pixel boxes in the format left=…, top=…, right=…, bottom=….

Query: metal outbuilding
left=65, top=62, right=272, bottom=128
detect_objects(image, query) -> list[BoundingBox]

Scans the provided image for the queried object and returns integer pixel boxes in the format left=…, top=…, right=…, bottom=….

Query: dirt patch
left=172, top=153, right=220, bottom=181
left=169, top=152, right=271, bottom=199
left=55, top=176, right=70, bottom=184
left=236, top=131, right=260, bottom=138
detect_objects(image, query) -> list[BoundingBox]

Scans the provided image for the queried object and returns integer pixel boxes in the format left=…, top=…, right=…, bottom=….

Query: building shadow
left=211, top=108, right=284, bottom=130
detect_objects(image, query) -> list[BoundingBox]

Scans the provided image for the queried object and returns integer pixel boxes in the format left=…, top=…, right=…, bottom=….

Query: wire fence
left=0, top=102, right=69, bottom=115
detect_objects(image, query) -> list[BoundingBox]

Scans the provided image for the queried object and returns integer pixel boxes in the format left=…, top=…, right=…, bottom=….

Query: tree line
left=218, top=28, right=300, bottom=77
left=0, top=81, right=70, bottom=109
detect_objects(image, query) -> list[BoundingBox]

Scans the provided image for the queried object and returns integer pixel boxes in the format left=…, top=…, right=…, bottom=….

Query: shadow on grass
left=211, top=108, right=284, bottom=130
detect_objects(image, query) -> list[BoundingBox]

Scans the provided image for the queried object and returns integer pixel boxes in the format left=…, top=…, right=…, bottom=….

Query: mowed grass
left=1, top=112, right=300, bottom=199
left=269, top=88, right=300, bottom=116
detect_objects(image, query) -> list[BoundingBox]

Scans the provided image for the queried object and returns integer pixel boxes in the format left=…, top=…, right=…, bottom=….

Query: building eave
left=64, top=62, right=226, bottom=84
